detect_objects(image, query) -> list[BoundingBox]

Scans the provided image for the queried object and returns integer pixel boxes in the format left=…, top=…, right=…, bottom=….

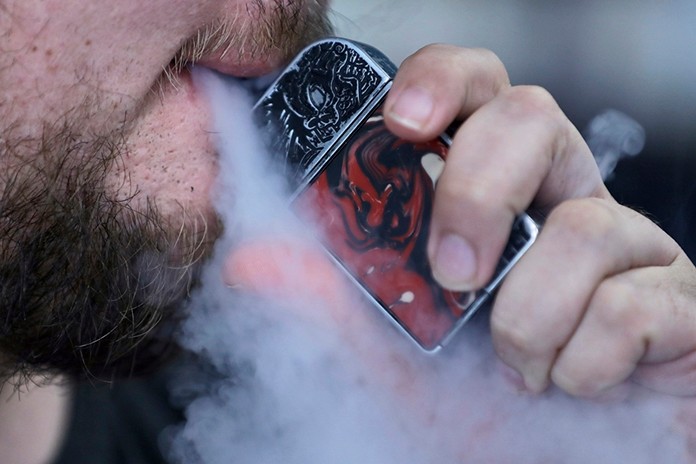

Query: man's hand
left=383, top=44, right=696, bottom=398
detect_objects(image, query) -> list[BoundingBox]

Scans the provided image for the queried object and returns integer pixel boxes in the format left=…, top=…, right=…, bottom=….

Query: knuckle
left=404, top=43, right=457, bottom=65
left=491, top=309, right=540, bottom=358
left=469, top=47, right=504, bottom=66
left=436, top=174, right=494, bottom=211
left=405, top=45, right=506, bottom=78
left=551, top=364, right=601, bottom=398
left=462, top=48, right=510, bottom=97
left=591, top=276, right=653, bottom=335
left=545, top=198, right=618, bottom=253
left=500, top=85, right=561, bottom=120
left=410, top=43, right=485, bottom=59
left=458, top=47, right=505, bottom=73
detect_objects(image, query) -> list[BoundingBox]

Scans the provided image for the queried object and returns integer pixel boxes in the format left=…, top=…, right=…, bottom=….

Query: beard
left=0, top=124, right=214, bottom=383
left=0, top=0, right=333, bottom=383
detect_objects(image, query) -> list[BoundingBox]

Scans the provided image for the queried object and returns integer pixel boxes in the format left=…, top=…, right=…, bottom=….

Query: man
left=1, top=0, right=695, bottom=462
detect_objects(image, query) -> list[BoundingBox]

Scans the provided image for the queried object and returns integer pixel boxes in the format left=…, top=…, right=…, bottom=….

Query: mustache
left=164, top=0, right=333, bottom=82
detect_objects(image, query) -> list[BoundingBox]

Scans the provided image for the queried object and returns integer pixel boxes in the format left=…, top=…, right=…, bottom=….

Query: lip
left=195, top=49, right=287, bottom=79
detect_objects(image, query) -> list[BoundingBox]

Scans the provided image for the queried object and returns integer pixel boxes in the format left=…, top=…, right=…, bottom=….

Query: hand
left=383, top=44, right=696, bottom=398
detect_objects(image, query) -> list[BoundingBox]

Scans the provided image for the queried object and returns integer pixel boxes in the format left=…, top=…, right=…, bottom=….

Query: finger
left=632, top=352, right=696, bottom=397
left=490, top=199, right=681, bottom=394
left=383, top=44, right=510, bottom=141
left=552, top=255, right=696, bottom=397
left=428, top=85, right=609, bottom=291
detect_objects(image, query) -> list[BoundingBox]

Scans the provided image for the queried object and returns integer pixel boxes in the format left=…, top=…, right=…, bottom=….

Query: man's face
left=0, top=0, right=331, bottom=379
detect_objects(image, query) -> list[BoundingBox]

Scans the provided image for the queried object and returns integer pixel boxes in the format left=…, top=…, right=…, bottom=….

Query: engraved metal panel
left=253, top=39, right=393, bottom=187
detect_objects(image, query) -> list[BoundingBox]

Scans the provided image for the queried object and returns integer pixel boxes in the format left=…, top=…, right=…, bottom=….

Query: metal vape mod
left=253, top=38, right=538, bottom=352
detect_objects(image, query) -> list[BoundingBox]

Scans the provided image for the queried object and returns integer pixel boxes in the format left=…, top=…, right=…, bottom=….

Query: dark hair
left=0, top=126, right=211, bottom=383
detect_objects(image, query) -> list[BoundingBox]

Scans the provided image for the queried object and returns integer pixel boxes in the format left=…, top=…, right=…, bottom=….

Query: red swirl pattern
left=295, top=107, right=474, bottom=349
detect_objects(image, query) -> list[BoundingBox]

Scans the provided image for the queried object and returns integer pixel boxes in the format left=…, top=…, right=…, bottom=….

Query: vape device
left=253, top=38, right=538, bottom=352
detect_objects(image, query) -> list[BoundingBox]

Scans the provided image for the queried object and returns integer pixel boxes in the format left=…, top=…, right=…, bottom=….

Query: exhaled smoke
left=163, top=69, right=692, bottom=464
left=584, top=109, right=646, bottom=181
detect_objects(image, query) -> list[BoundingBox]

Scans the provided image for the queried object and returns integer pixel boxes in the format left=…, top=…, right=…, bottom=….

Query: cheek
left=108, top=80, right=218, bottom=221
left=1, top=0, right=218, bottom=138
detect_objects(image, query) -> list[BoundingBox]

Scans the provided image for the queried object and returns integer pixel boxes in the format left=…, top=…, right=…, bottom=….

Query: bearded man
left=1, top=1, right=695, bottom=463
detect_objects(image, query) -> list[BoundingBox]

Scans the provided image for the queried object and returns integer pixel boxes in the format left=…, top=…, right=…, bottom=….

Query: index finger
left=428, top=85, right=612, bottom=291
left=383, top=44, right=510, bottom=141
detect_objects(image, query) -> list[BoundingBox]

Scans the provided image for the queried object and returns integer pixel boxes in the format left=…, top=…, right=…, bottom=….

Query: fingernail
left=432, top=234, right=477, bottom=291
left=388, top=86, right=434, bottom=131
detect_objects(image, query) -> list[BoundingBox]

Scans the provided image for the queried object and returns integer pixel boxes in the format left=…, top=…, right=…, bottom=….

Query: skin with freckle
left=0, top=0, right=332, bottom=381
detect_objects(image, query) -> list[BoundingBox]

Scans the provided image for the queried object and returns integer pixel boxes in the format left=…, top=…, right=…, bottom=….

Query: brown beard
left=0, top=0, right=333, bottom=384
left=0, top=122, right=214, bottom=383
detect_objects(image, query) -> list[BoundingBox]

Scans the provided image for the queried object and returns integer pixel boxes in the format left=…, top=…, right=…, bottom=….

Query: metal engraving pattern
left=352, top=41, right=398, bottom=77
left=253, top=39, right=391, bottom=187
left=251, top=37, right=540, bottom=351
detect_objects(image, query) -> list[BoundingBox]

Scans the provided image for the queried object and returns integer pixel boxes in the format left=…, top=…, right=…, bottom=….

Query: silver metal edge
left=258, top=37, right=542, bottom=354
left=253, top=38, right=393, bottom=190
left=290, top=82, right=394, bottom=200
left=319, top=240, right=445, bottom=354
left=252, top=37, right=393, bottom=113
left=436, top=215, right=540, bottom=350
left=484, top=214, right=540, bottom=293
